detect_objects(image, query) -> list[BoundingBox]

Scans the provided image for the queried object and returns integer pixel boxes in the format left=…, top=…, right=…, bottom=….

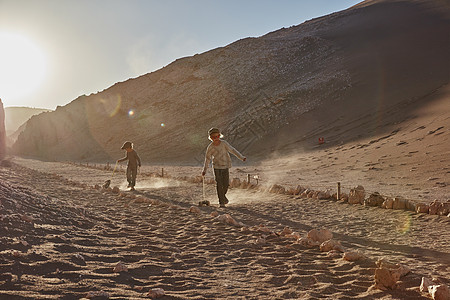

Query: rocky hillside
left=5, top=107, right=51, bottom=135
left=4, top=107, right=51, bottom=148
left=12, top=0, right=449, bottom=164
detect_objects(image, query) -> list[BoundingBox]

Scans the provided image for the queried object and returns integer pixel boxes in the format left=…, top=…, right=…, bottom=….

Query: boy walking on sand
left=202, top=128, right=246, bottom=207
left=117, top=141, right=141, bottom=191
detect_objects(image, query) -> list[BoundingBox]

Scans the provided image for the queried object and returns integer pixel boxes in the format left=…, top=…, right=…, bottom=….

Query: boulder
left=300, top=189, right=310, bottom=198
left=307, top=228, right=333, bottom=243
left=113, top=262, right=128, bottom=273
left=416, top=203, right=430, bottom=214
left=269, top=184, right=285, bottom=194
left=428, top=284, right=450, bottom=300
left=148, top=288, right=165, bottom=299
left=311, top=191, right=319, bottom=199
left=343, top=250, right=365, bottom=261
left=86, top=291, right=110, bottom=299
left=374, top=267, right=397, bottom=290
left=376, top=259, right=410, bottom=275
left=382, top=198, right=394, bottom=209
left=189, top=206, right=201, bottom=214
left=279, top=227, right=293, bottom=236
left=373, top=259, right=410, bottom=290
left=255, top=237, right=267, bottom=245
left=365, top=192, right=384, bottom=207
left=320, top=239, right=344, bottom=252
left=390, top=264, right=411, bottom=281
left=298, top=237, right=320, bottom=248
left=317, top=191, right=331, bottom=200
left=438, top=202, right=450, bottom=216
left=286, top=187, right=296, bottom=195
left=72, top=253, right=86, bottom=266
left=406, top=200, right=416, bottom=211
left=348, top=185, right=365, bottom=204
left=429, top=201, right=441, bottom=215
left=216, top=214, right=242, bottom=227
left=392, top=197, right=407, bottom=210
left=294, top=185, right=305, bottom=195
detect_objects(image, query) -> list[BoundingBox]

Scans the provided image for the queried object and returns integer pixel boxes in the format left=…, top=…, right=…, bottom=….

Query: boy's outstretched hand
left=201, top=171, right=206, bottom=176
left=243, top=157, right=247, bottom=162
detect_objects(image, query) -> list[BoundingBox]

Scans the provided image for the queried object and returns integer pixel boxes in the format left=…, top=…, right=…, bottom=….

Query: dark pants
left=214, top=168, right=229, bottom=205
left=127, top=165, right=138, bottom=187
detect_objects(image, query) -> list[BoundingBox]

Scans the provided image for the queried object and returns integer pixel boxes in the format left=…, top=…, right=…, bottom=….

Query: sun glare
left=0, top=32, right=47, bottom=104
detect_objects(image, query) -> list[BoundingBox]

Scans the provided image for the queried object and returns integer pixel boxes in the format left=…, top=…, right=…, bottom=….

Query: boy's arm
left=117, top=152, right=129, bottom=163
left=224, top=141, right=246, bottom=161
left=202, top=145, right=212, bottom=175
left=117, top=156, right=127, bottom=163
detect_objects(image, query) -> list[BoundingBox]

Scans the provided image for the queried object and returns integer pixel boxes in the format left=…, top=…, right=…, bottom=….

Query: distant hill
left=5, top=107, right=51, bottom=135
left=5, top=107, right=51, bottom=147
left=12, top=0, right=450, bottom=164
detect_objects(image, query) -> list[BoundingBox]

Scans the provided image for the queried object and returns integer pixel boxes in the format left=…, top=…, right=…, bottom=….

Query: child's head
left=121, top=141, right=133, bottom=150
left=208, top=127, right=223, bottom=141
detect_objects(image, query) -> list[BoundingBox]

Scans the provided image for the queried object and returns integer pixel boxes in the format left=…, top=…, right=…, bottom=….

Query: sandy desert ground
left=0, top=155, right=448, bottom=299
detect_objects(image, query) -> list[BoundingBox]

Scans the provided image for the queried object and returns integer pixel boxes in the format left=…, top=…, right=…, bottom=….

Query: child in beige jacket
left=202, top=128, right=246, bottom=207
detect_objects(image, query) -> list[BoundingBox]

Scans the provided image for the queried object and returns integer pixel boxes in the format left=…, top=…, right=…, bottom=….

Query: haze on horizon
left=0, top=0, right=360, bottom=110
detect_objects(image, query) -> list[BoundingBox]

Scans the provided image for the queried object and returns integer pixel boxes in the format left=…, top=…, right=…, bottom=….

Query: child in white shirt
left=202, top=128, right=246, bottom=207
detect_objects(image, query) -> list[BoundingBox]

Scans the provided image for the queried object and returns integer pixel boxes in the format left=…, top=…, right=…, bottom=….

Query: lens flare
left=109, top=95, right=122, bottom=117
left=398, top=214, right=412, bottom=234
left=90, top=94, right=121, bottom=117
left=128, top=110, right=135, bottom=117
left=161, top=123, right=165, bottom=127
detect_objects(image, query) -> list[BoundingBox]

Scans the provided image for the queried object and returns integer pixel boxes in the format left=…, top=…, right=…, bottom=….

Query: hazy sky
left=0, top=0, right=361, bottom=109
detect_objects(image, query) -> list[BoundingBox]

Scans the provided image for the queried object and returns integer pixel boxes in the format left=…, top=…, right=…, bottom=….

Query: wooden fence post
left=337, top=182, right=341, bottom=201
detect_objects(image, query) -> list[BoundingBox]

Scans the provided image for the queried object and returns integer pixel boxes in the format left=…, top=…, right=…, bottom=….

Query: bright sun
left=0, top=32, right=47, bottom=104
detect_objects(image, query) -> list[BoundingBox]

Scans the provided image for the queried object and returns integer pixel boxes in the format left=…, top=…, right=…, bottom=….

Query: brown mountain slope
left=12, top=0, right=449, bottom=164
left=4, top=107, right=50, bottom=135
left=4, top=107, right=51, bottom=147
